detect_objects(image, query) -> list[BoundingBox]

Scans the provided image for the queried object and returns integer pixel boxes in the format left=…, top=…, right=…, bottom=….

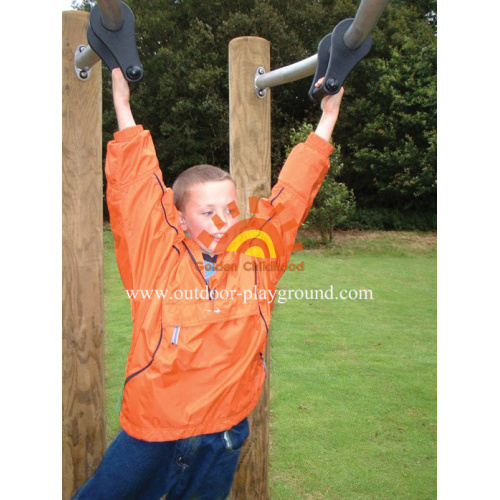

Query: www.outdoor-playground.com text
left=125, top=285, right=373, bottom=304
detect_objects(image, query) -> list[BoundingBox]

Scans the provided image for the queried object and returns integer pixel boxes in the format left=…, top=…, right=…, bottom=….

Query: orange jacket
left=105, top=125, right=333, bottom=441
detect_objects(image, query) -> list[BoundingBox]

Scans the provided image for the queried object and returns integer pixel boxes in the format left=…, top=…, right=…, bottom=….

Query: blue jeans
left=72, top=418, right=249, bottom=500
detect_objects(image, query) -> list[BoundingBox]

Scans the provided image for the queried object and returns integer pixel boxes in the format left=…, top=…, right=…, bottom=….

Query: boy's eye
left=202, top=211, right=213, bottom=216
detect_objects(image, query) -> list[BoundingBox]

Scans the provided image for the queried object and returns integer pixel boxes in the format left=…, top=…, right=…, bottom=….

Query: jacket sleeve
left=256, top=132, right=334, bottom=284
left=105, top=125, right=184, bottom=292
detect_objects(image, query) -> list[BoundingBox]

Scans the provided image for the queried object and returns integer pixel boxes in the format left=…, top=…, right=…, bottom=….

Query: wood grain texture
left=62, top=11, right=105, bottom=499
left=229, top=37, right=271, bottom=500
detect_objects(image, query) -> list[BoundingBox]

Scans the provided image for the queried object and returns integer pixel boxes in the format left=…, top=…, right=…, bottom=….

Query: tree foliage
left=75, top=0, right=436, bottom=220
left=288, top=122, right=355, bottom=240
left=332, top=0, right=437, bottom=211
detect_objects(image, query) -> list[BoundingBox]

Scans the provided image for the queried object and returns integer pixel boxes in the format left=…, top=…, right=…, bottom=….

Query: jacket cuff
left=113, top=124, right=144, bottom=143
left=306, top=132, right=335, bottom=156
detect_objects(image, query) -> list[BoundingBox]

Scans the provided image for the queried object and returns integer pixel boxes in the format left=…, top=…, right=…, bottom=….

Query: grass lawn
left=103, top=228, right=436, bottom=499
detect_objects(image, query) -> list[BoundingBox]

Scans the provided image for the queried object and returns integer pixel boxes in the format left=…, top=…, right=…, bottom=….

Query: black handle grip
left=308, top=19, right=371, bottom=104
left=87, top=1, right=144, bottom=84
left=311, top=78, right=342, bottom=101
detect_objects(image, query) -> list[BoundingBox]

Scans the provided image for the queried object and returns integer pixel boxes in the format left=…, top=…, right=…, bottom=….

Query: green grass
left=103, top=229, right=436, bottom=499
left=103, top=228, right=133, bottom=433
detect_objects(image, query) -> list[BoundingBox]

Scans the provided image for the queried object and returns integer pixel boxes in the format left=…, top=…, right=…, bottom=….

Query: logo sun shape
left=195, top=196, right=303, bottom=258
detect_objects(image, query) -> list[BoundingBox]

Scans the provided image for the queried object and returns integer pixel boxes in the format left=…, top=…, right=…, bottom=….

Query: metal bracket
left=74, top=45, right=91, bottom=81
left=254, top=67, right=267, bottom=99
left=308, top=18, right=372, bottom=103
left=87, top=0, right=144, bottom=83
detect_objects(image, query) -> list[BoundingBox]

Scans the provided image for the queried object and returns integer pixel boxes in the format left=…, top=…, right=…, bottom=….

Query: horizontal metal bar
left=254, top=54, right=317, bottom=91
left=75, top=45, right=101, bottom=70
left=344, top=0, right=391, bottom=49
left=254, top=0, right=390, bottom=92
left=74, top=0, right=124, bottom=73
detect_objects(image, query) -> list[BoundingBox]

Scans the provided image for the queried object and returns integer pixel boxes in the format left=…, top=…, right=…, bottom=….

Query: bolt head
left=325, top=78, right=339, bottom=93
left=126, top=65, right=143, bottom=81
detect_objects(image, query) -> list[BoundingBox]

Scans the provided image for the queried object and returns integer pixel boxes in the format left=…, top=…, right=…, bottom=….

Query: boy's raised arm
left=105, top=69, right=182, bottom=293
left=313, top=78, right=344, bottom=142
left=112, top=68, right=137, bottom=131
left=253, top=83, right=344, bottom=284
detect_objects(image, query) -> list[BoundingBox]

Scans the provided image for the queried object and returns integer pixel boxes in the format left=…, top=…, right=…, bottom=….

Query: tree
left=288, top=123, right=355, bottom=241
left=330, top=0, right=437, bottom=212
left=76, top=0, right=436, bottom=225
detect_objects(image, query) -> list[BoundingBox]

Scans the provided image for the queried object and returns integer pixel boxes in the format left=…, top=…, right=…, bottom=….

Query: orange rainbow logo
left=196, top=196, right=303, bottom=258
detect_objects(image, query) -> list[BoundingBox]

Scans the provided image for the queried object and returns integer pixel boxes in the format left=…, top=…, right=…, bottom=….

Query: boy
left=73, top=68, right=343, bottom=499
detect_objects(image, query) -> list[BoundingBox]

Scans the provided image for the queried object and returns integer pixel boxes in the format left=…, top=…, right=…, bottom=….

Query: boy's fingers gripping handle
left=310, top=78, right=342, bottom=101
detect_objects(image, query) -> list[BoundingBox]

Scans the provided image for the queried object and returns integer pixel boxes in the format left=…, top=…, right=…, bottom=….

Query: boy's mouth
left=211, top=232, right=225, bottom=241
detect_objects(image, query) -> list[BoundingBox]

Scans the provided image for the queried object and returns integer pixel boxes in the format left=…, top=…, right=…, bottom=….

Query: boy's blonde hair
left=172, top=164, right=235, bottom=212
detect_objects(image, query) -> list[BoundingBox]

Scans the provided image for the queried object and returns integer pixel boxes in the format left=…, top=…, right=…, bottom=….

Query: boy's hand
left=111, top=68, right=136, bottom=131
left=314, top=77, right=344, bottom=142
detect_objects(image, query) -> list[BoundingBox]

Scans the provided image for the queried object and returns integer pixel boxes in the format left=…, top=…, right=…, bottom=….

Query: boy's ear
left=178, top=212, right=188, bottom=231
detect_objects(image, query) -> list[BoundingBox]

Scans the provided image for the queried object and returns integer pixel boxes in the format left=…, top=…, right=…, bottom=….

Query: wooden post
left=62, top=11, right=105, bottom=500
left=229, top=36, right=271, bottom=499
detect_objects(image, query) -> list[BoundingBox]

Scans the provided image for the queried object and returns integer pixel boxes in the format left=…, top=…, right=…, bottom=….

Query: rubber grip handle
left=308, top=19, right=372, bottom=104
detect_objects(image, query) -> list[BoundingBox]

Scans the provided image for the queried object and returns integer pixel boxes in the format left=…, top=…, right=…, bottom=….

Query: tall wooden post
left=229, top=37, right=271, bottom=499
left=62, top=11, right=105, bottom=499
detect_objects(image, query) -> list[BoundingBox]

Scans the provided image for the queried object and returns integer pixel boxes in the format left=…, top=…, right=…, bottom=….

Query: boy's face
left=178, top=180, right=238, bottom=256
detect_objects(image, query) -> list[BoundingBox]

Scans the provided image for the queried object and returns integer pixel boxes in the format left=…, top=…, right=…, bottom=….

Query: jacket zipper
left=183, top=241, right=214, bottom=300
left=124, top=326, right=164, bottom=385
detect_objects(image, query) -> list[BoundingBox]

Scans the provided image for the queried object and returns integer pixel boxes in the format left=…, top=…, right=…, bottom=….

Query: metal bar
left=254, top=0, right=390, bottom=92
left=75, top=44, right=101, bottom=71
left=98, top=0, right=124, bottom=31
left=254, top=55, right=317, bottom=92
left=74, top=0, right=124, bottom=74
left=343, top=0, right=391, bottom=49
